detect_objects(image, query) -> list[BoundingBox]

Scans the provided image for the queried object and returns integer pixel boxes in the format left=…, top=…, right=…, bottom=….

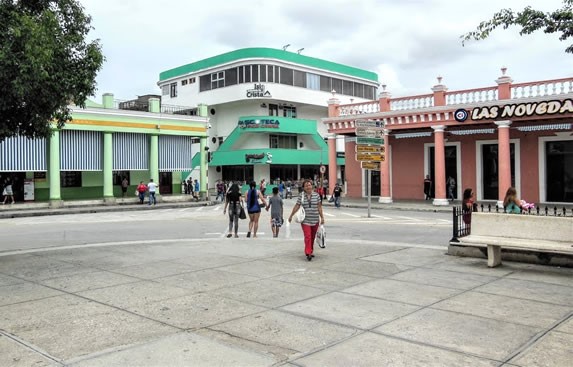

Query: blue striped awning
left=113, top=133, right=149, bottom=170
left=159, top=135, right=193, bottom=171
left=60, top=130, right=102, bottom=171
left=0, top=136, right=47, bottom=171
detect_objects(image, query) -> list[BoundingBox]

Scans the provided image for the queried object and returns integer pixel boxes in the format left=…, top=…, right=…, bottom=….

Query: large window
left=225, top=68, right=237, bottom=86
left=60, top=171, right=82, bottom=187
left=307, top=73, right=319, bottom=90
left=222, top=165, right=253, bottom=183
left=293, top=70, right=306, bottom=88
left=280, top=67, right=293, bottom=85
left=270, top=134, right=297, bottom=149
left=211, top=71, right=224, bottom=89
left=283, top=106, right=297, bottom=118
left=195, top=64, right=377, bottom=99
left=546, top=140, right=573, bottom=202
left=170, top=83, right=177, bottom=97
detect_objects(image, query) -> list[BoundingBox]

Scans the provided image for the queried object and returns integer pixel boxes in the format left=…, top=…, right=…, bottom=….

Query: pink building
left=324, top=69, right=573, bottom=206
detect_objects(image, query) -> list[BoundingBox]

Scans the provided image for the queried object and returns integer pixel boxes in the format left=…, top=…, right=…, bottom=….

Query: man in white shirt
left=147, top=179, right=158, bottom=205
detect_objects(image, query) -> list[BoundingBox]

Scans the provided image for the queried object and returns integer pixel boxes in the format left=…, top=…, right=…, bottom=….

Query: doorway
left=159, top=172, right=172, bottom=195
left=428, top=145, right=459, bottom=199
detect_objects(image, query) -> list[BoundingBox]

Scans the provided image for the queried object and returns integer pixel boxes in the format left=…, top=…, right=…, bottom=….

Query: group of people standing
left=223, top=179, right=325, bottom=261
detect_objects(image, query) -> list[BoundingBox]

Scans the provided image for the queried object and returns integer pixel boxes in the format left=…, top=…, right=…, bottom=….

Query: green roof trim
left=159, top=47, right=378, bottom=82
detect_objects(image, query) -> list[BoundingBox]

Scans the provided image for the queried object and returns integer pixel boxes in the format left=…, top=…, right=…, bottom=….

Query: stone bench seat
left=455, top=212, right=573, bottom=267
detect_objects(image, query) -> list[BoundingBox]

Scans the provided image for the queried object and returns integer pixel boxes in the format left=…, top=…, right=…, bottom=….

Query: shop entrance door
left=159, top=172, right=172, bottom=195
left=429, top=146, right=458, bottom=199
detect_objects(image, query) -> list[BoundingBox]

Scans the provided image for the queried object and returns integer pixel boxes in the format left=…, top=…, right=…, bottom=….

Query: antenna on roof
left=282, top=44, right=291, bottom=51
left=297, top=48, right=304, bottom=54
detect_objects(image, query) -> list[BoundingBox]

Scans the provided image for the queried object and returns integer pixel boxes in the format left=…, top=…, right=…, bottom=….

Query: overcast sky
left=80, top=0, right=572, bottom=103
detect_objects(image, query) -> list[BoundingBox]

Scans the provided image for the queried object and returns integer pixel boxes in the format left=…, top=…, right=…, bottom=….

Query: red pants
left=301, top=223, right=319, bottom=256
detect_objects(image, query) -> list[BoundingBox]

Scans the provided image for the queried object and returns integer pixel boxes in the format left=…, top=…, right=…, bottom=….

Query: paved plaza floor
left=1, top=235, right=572, bottom=366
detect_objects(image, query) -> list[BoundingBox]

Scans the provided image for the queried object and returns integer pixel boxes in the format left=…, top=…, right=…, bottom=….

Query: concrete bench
left=455, top=212, right=573, bottom=267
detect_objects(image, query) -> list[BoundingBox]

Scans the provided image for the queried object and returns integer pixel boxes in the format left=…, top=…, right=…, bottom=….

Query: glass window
left=320, top=75, right=331, bottom=92
left=181, top=79, right=188, bottom=86
left=170, top=82, right=177, bottom=97
left=252, top=65, right=259, bottom=82
left=293, top=70, right=306, bottom=88
left=342, top=80, right=353, bottom=96
left=283, top=106, right=297, bottom=118
left=161, top=85, right=169, bottom=95
left=260, top=64, right=267, bottom=82
left=225, top=67, right=237, bottom=86
left=60, top=171, right=82, bottom=187
left=546, top=140, right=573, bottom=202
left=238, top=66, right=244, bottom=84
left=280, top=67, right=293, bottom=85
left=199, top=75, right=210, bottom=92
left=274, top=66, right=279, bottom=84
left=354, top=82, right=364, bottom=98
left=331, top=78, right=342, bottom=94
left=364, top=86, right=375, bottom=100
left=245, top=65, right=251, bottom=83
left=269, top=104, right=279, bottom=116
left=269, top=134, right=297, bottom=149
left=306, top=73, right=319, bottom=90
left=267, top=65, right=274, bottom=83
left=211, top=71, right=224, bottom=89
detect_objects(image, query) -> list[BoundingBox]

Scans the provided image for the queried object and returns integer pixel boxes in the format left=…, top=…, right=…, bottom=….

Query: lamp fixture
left=296, top=48, right=304, bottom=54
left=260, top=103, right=267, bottom=108
left=282, top=44, right=290, bottom=51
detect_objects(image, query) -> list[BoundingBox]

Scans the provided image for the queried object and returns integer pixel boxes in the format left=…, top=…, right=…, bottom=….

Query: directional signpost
left=355, top=120, right=385, bottom=217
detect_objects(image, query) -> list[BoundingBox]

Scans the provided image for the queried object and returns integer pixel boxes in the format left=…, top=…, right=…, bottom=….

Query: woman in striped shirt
left=288, top=179, right=325, bottom=261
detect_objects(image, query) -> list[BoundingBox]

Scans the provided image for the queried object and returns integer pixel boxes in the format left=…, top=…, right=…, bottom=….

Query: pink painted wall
left=390, top=139, right=427, bottom=199
left=514, top=130, right=541, bottom=203
left=345, top=140, right=363, bottom=197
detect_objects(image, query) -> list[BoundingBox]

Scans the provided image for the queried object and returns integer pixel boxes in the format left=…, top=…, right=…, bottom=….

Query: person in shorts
left=266, top=187, right=284, bottom=238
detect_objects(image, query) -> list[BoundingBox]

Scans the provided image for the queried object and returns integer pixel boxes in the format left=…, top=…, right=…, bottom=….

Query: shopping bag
left=294, top=206, right=306, bottom=223
left=315, top=224, right=326, bottom=248
left=239, top=205, right=247, bottom=220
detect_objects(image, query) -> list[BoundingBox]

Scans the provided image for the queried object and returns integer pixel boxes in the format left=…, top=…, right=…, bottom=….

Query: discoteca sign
left=455, top=99, right=573, bottom=122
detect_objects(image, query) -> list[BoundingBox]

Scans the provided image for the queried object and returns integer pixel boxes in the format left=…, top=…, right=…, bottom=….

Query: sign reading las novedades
left=470, top=99, right=573, bottom=120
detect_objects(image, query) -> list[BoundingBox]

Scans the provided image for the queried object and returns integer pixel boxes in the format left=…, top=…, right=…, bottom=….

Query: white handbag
left=294, top=194, right=306, bottom=223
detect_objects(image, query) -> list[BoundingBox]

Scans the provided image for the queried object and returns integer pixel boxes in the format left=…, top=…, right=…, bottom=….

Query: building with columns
left=157, top=47, right=379, bottom=188
left=323, top=70, right=573, bottom=206
left=0, top=94, right=209, bottom=206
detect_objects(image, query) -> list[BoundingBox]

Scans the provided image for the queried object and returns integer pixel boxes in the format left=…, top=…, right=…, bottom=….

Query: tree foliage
left=461, top=0, right=573, bottom=54
left=0, top=0, right=104, bottom=141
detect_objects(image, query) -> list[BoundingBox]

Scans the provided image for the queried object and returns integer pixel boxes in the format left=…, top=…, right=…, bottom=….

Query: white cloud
left=79, top=0, right=572, bottom=102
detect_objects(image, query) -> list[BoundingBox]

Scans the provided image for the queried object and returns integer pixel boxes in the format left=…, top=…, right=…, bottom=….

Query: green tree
left=0, top=0, right=104, bottom=142
left=462, top=0, right=573, bottom=53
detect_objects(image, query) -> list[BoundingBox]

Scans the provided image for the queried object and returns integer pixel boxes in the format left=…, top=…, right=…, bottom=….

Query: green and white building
left=157, top=47, right=379, bottom=186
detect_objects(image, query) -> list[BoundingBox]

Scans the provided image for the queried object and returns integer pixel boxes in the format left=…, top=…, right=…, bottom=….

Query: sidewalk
left=0, top=195, right=454, bottom=219
left=1, top=233, right=572, bottom=366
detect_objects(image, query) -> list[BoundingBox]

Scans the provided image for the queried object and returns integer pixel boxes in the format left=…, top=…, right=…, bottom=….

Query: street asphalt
left=0, top=196, right=572, bottom=366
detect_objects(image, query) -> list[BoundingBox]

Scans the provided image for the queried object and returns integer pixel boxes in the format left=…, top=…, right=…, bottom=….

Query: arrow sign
left=356, top=137, right=384, bottom=145
left=356, top=145, right=382, bottom=153
left=355, top=153, right=385, bottom=162
left=355, top=120, right=384, bottom=128
left=355, top=127, right=384, bottom=138
left=361, top=161, right=381, bottom=170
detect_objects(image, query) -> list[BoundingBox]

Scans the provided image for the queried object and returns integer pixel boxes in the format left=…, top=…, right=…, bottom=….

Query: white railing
left=338, top=101, right=380, bottom=116
left=446, top=87, right=498, bottom=105
left=511, top=79, right=573, bottom=99
left=389, top=95, right=434, bottom=110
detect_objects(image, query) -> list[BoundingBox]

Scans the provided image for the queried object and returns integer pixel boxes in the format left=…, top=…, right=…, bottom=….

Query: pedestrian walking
left=447, top=176, right=456, bottom=201
left=121, top=177, right=129, bottom=198
left=223, top=183, right=243, bottom=238
left=332, top=183, right=342, bottom=208
left=423, top=175, right=432, bottom=200
left=246, top=181, right=267, bottom=238
left=2, top=180, right=15, bottom=205
left=266, top=187, right=284, bottom=238
left=288, top=179, right=325, bottom=261
left=136, top=181, right=147, bottom=204
left=147, top=178, right=158, bottom=205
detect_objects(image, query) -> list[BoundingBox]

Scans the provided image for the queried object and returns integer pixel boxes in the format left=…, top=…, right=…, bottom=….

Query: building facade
left=0, top=95, right=209, bottom=206
left=157, top=47, right=379, bottom=187
left=323, top=70, right=573, bottom=206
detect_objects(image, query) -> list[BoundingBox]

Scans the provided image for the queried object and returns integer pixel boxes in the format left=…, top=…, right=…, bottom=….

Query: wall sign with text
left=455, top=99, right=573, bottom=122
